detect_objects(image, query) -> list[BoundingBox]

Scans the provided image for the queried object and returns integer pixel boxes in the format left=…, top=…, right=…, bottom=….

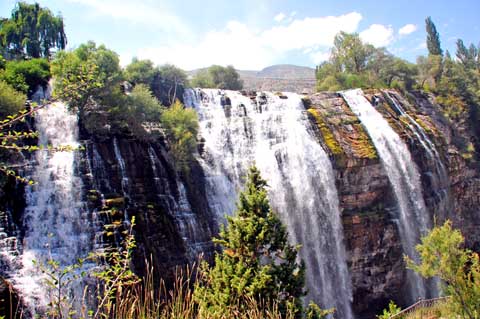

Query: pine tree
left=425, top=17, right=443, bottom=56
left=194, top=166, right=306, bottom=317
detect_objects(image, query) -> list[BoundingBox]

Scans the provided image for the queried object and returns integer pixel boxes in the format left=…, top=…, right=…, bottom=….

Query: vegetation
left=0, top=80, right=26, bottom=117
left=0, top=2, right=66, bottom=59
left=161, top=100, right=199, bottom=172
left=191, top=65, right=243, bottom=90
left=425, top=16, right=443, bottom=56
left=406, top=220, right=480, bottom=319
left=377, top=301, right=401, bottom=319
left=316, top=32, right=416, bottom=91
left=0, top=57, right=50, bottom=95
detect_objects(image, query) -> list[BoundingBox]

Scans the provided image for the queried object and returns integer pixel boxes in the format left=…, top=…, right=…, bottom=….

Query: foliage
left=51, top=41, right=121, bottom=113
left=194, top=166, right=316, bottom=318
left=316, top=32, right=416, bottom=91
left=33, top=257, right=85, bottom=319
left=0, top=2, right=66, bottom=59
left=0, top=58, right=50, bottom=94
left=160, top=100, right=198, bottom=172
left=406, top=220, right=480, bottom=319
left=124, top=57, right=156, bottom=86
left=425, top=17, right=443, bottom=56
left=0, top=80, right=26, bottom=117
left=127, top=83, right=164, bottom=121
left=377, top=300, right=401, bottom=319
left=191, top=65, right=243, bottom=90
left=89, top=217, right=140, bottom=319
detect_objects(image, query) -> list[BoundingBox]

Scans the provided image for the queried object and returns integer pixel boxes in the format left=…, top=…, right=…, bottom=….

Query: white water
left=383, top=90, right=451, bottom=218
left=341, top=89, right=430, bottom=301
left=186, top=89, right=354, bottom=318
left=147, top=145, right=206, bottom=261
left=12, top=102, right=98, bottom=311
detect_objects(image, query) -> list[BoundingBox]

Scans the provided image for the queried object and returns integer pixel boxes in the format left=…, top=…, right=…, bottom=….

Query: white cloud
left=274, top=13, right=286, bottom=22
left=398, top=24, right=417, bottom=35
left=360, top=24, right=394, bottom=47
left=262, top=12, right=362, bottom=51
left=65, top=0, right=189, bottom=35
left=135, top=12, right=363, bottom=70
left=310, top=51, right=330, bottom=64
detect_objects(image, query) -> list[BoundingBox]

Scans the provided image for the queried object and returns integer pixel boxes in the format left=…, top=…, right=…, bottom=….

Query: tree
left=51, top=41, right=122, bottom=114
left=426, top=17, right=443, bottom=56
left=1, top=58, right=50, bottom=95
left=124, top=58, right=156, bottom=86
left=331, top=32, right=374, bottom=74
left=194, top=166, right=307, bottom=318
left=191, top=65, right=243, bottom=90
left=160, top=100, right=198, bottom=172
left=406, top=220, right=480, bottom=319
left=127, top=84, right=163, bottom=121
left=0, top=2, right=66, bottom=59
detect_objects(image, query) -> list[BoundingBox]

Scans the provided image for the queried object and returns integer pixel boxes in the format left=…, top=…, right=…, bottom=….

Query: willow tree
left=0, top=2, right=66, bottom=59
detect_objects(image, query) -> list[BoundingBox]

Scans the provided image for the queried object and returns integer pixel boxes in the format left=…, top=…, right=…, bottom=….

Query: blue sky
left=1, top=0, right=479, bottom=70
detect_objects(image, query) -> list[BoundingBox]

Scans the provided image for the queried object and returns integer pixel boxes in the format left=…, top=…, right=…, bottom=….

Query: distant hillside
left=254, top=64, right=316, bottom=79
left=188, top=64, right=317, bottom=93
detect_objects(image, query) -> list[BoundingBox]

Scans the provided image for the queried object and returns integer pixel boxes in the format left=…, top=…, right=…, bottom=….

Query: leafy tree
left=124, top=58, right=156, bottom=86
left=0, top=2, right=66, bottom=59
left=425, top=17, right=443, bottom=56
left=194, top=166, right=307, bottom=318
left=127, top=84, right=163, bottom=121
left=416, top=54, right=443, bottom=89
left=160, top=100, right=198, bottom=172
left=406, top=220, right=480, bottom=319
left=191, top=65, right=243, bottom=90
left=331, top=31, right=374, bottom=74
left=190, top=69, right=214, bottom=88
left=456, top=40, right=478, bottom=70
left=51, top=41, right=121, bottom=114
left=1, top=58, right=50, bottom=94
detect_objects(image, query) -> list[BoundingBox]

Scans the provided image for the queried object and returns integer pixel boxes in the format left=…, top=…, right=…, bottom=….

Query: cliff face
left=0, top=89, right=478, bottom=318
left=305, top=90, right=480, bottom=317
left=79, top=137, right=216, bottom=281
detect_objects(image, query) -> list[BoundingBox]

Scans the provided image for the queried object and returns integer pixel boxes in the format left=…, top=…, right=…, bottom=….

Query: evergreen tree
left=195, top=166, right=306, bottom=317
left=425, top=17, right=443, bottom=56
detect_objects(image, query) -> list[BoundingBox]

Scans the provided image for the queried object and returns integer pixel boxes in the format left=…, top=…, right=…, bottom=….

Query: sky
left=1, top=0, right=479, bottom=71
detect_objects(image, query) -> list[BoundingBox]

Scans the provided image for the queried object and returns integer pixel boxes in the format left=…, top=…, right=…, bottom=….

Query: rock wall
left=304, top=90, right=480, bottom=318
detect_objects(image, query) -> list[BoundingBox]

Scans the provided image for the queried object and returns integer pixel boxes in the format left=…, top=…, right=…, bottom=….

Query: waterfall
left=383, top=90, right=451, bottom=218
left=12, top=102, right=98, bottom=310
left=186, top=89, right=354, bottom=319
left=147, top=145, right=207, bottom=261
left=341, top=89, right=431, bottom=301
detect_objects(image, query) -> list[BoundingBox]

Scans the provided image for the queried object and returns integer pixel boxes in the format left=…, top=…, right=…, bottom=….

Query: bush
left=128, top=84, right=164, bottom=121
left=161, top=100, right=198, bottom=171
left=1, top=58, right=51, bottom=95
left=0, top=80, right=26, bottom=117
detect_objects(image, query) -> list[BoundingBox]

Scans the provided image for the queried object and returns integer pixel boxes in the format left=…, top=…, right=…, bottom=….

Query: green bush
left=0, top=80, right=26, bottom=117
left=128, top=84, right=164, bottom=121
left=161, top=100, right=198, bottom=171
left=1, top=58, right=50, bottom=94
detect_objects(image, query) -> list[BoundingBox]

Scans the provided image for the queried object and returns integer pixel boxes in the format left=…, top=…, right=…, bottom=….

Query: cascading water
left=147, top=145, right=206, bottom=260
left=12, top=102, right=98, bottom=311
left=383, top=90, right=451, bottom=218
left=341, top=89, right=431, bottom=301
left=185, top=89, right=354, bottom=319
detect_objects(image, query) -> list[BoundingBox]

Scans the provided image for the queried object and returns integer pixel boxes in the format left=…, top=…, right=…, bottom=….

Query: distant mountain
left=188, top=64, right=316, bottom=80
left=248, top=64, right=316, bottom=79
left=187, top=64, right=317, bottom=93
